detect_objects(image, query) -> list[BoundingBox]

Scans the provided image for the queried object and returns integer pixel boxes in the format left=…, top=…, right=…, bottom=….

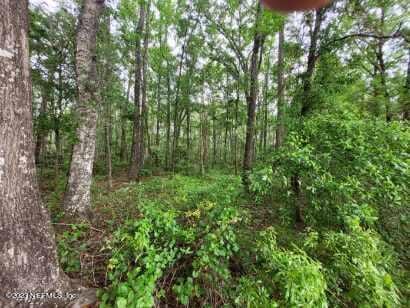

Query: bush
left=322, top=219, right=399, bottom=307
left=257, top=228, right=328, bottom=308
left=99, top=175, right=244, bottom=307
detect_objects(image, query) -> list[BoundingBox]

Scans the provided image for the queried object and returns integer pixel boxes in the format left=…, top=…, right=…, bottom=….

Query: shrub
left=257, top=228, right=328, bottom=308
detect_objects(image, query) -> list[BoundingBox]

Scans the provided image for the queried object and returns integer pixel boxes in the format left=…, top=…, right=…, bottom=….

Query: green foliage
left=99, top=202, right=186, bottom=308
left=270, top=115, right=409, bottom=251
left=257, top=228, right=328, bottom=308
left=57, top=223, right=89, bottom=273
left=322, top=219, right=400, bottom=307
left=99, top=175, right=244, bottom=307
left=250, top=115, right=408, bottom=306
left=234, top=277, right=278, bottom=308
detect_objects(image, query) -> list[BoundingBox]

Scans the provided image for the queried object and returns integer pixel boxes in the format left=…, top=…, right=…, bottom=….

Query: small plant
left=323, top=218, right=399, bottom=307
left=257, top=228, right=328, bottom=308
left=57, top=223, right=89, bottom=273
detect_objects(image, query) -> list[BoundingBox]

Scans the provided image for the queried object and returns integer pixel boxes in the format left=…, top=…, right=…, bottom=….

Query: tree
left=64, top=0, right=105, bottom=218
left=243, top=2, right=266, bottom=189
left=129, top=2, right=145, bottom=180
left=0, top=0, right=71, bottom=304
left=275, top=22, right=285, bottom=148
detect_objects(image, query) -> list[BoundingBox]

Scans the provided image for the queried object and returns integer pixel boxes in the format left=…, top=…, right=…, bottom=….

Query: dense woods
left=0, top=0, right=409, bottom=307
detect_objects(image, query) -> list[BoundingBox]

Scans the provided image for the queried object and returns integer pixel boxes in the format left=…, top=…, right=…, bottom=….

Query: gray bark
left=64, top=0, right=104, bottom=218
left=0, top=0, right=73, bottom=305
left=243, top=2, right=265, bottom=189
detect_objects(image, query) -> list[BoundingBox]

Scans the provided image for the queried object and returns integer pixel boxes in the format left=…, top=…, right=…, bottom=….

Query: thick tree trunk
left=129, top=4, right=145, bottom=180
left=0, top=0, right=73, bottom=305
left=275, top=23, right=285, bottom=148
left=139, top=1, right=150, bottom=170
left=301, top=8, right=325, bottom=116
left=64, top=0, right=104, bottom=218
left=242, top=2, right=265, bottom=189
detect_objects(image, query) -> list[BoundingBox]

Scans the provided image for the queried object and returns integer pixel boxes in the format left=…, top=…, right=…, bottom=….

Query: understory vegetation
left=47, top=114, right=409, bottom=307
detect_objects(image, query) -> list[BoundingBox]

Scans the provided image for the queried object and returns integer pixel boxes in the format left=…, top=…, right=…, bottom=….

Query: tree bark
left=301, top=8, right=325, bottom=116
left=139, top=1, right=150, bottom=170
left=275, top=23, right=285, bottom=148
left=0, top=0, right=73, bottom=305
left=64, top=0, right=104, bottom=218
left=120, top=68, right=132, bottom=162
left=234, top=88, right=239, bottom=176
left=262, top=49, right=271, bottom=151
left=129, top=4, right=145, bottom=180
left=375, top=7, right=392, bottom=122
left=200, top=90, right=209, bottom=176
left=242, top=2, right=265, bottom=189
left=165, top=63, right=171, bottom=170
left=54, top=66, right=63, bottom=179
left=34, top=84, right=49, bottom=166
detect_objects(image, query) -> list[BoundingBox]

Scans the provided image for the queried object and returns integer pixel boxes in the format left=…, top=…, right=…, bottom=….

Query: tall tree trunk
left=139, top=1, right=150, bottom=170
left=200, top=91, right=209, bottom=176
left=262, top=49, right=271, bottom=152
left=129, top=4, right=145, bottom=180
left=234, top=86, right=239, bottom=176
left=300, top=9, right=325, bottom=116
left=376, top=8, right=391, bottom=122
left=171, top=18, right=198, bottom=170
left=186, top=107, right=191, bottom=160
left=293, top=8, right=326, bottom=225
left=120, top=69, right=132, bottom=162
left=105, top=92, right=112, bottom=190
left=35, top=85, right=49, bottom=166
left=0, top=0, right=72, bottom=303
left=54, top=66, right=63, bottom=180
left=224, top=75, right=229, bottom=163
left=64, top=0, right=104, bottom=218
left=155, top=73, right=161, bottom=148
left=171, top=38, right=187, bottom=171
left=165, top=64, right=171, bottom=170
left=275, top=23, right=285, bottom=148
left=242, top=2, right=265, bottom=189
left=212, top=109, right=217, bottom=166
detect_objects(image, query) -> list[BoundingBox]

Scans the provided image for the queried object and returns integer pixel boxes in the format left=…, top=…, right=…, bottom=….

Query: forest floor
left=38, top=168, right=410, bottom=307
left=39, top=169, right=303, bottom=306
